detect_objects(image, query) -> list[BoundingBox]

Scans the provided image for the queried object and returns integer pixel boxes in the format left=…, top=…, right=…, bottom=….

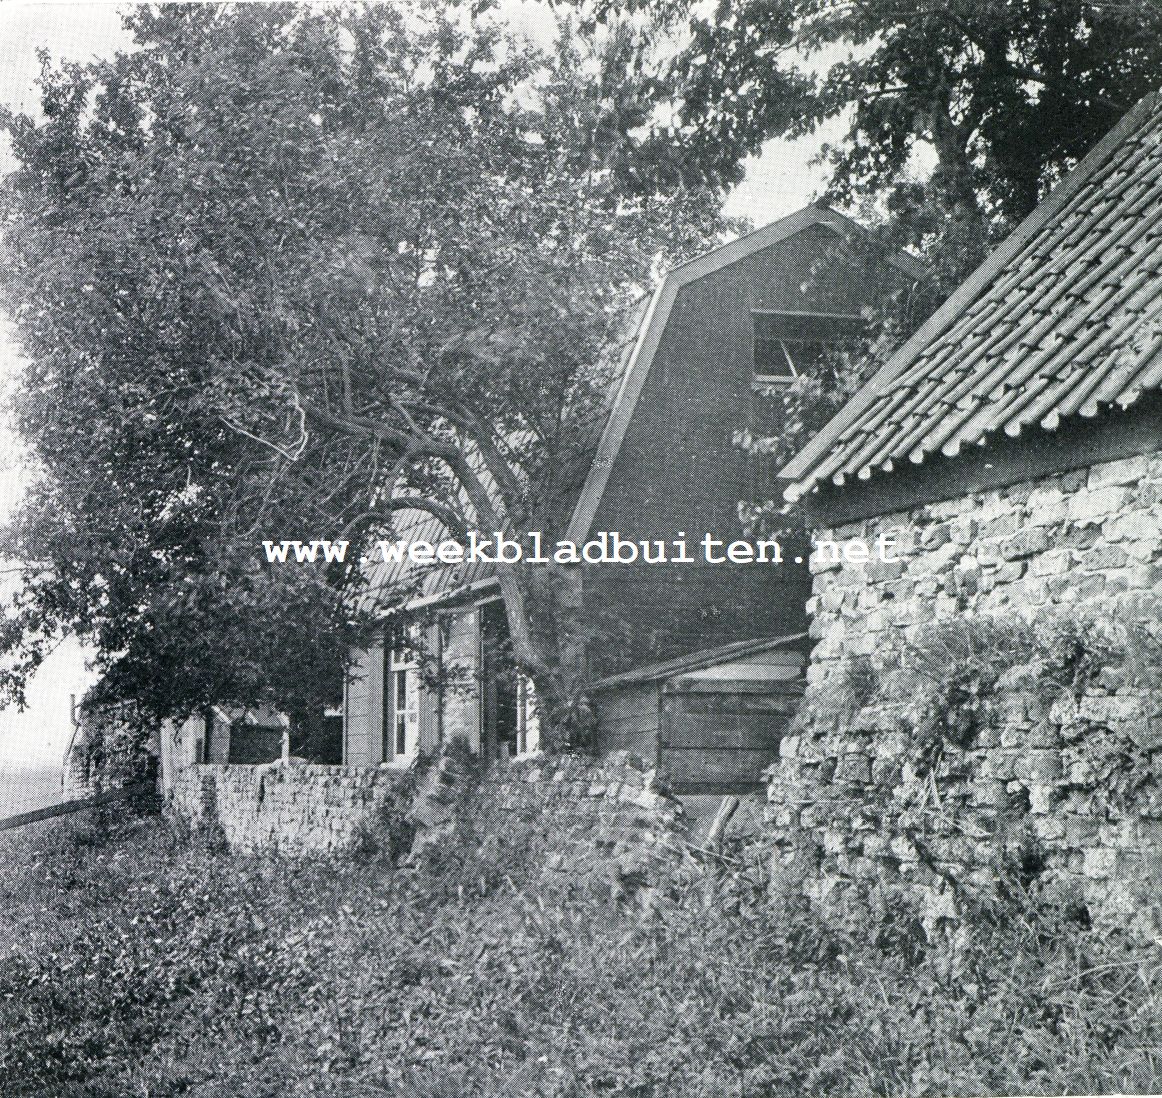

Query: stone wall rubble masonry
left=168, top=763, right=415, bottom=857
left=773, top=450, right=1162, bottom=934
left=167, top=750, right=688, bottom=874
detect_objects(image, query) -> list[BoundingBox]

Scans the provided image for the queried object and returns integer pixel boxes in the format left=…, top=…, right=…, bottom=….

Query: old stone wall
left=167, top=751, right=687, bottom=874
left=427, top=752, right=689, bottom=896
left=806, top=452, right=1162, bottom=681
left=771, top=450, right=1162, bottom=932
left=169, top=763, right=415, bottom=857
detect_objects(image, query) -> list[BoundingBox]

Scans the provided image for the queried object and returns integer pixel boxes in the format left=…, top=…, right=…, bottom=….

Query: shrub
left=0, top=793, right=1160, bottom=1096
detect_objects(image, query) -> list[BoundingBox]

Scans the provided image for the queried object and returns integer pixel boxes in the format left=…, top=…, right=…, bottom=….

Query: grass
left=1, top=799, right=1162, bottom=1097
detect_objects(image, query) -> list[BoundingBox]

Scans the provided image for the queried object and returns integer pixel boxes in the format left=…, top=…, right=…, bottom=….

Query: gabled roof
left=781, top=89, right=1162, bottom=504
left=564, top=204, right=926, bottom=542
left=357, top=205, right=923, bottom=618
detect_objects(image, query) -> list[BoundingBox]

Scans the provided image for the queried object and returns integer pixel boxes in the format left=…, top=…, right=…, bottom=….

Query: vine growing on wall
left=787, top=611, right=1162, bottom=913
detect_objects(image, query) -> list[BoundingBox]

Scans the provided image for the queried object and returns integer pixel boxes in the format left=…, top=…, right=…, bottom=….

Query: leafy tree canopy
left=649, top=0, right=1162, bottom=290
left=0, top=2, right=727, bottom=738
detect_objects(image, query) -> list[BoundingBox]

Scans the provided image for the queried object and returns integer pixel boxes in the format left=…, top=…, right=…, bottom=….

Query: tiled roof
left=781, top=89, right=1162, bottom=503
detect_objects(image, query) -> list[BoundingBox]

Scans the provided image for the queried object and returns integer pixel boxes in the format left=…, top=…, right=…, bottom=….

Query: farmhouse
left=776, top=89, right=1162, bottom=921
left=342, top=205, right=923, bottom=791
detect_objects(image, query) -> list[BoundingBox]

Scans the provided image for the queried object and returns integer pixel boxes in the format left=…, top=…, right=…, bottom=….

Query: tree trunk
left=491, top=559, right=592, bottom=754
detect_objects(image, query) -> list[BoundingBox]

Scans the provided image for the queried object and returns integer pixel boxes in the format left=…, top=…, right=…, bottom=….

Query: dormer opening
left=749, top=310, right=868, bottom=500
left=752, top=309, right=866, bottom=383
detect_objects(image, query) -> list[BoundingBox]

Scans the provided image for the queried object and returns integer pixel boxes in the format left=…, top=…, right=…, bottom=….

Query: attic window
left=752, top=310, right=866, bottom=384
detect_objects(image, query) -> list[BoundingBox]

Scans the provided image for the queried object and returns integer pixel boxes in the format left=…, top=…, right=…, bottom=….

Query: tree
left=0, top=3, right=727, bottom=746
left=654, top=0, right=1162, bottom=292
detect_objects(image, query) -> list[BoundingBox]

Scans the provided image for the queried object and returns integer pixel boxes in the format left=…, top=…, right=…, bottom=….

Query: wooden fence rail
left=0, top=782, right=154, bottom=834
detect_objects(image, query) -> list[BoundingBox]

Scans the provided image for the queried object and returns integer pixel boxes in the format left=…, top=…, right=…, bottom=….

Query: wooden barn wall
left=205, top=717, right=231, bottom=765
left=659, top=688, right=800, bottom=791
left=583, top=225, right=912, bottom=677
left=592, top=681, right=661, bottom=761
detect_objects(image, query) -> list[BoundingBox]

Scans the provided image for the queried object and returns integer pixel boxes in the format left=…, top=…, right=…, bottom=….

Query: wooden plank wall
left=592, top=681, right=661, bottom=762
left=344, top=644, right=384, bottom=766
left=659, top=687, right=799, bottom=792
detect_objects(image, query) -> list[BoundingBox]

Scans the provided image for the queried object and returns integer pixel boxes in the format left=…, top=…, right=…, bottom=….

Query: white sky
left=0, top=0, right=832, bottom=783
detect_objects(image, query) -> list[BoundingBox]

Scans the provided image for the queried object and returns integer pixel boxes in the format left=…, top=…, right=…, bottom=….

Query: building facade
left=776, top=89, right=1162, bottom=924
left=344, top=205, right=922, bottom=789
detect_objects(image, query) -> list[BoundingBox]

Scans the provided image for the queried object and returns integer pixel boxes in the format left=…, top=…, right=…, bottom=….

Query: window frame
left=387, top=626, right=421, bottom=762
left=751, top=309, right=865, bottom=386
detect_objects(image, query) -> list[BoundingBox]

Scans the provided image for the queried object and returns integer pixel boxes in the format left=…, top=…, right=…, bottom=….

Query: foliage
left=0, top=3, right=729, bottom=742
left=3, top=789, right=1162, bottom=1097
left=70, top=701, right=158, bottom=788
left=791, top=611, right=1162, bottom=911
left=814, top=611, right=1162, bottom=754
left=638, top=0, right=1162, bottom=293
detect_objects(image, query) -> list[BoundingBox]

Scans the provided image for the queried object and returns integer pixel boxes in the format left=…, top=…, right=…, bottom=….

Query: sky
left=0, top=0, right=834, bottom=791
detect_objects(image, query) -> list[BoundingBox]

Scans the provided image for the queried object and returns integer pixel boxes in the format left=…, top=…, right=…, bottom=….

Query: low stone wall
left=461, top=753, right=686, bottom=887
left=169, top=763, right=414, bottom=856
left=168, top=751, right=688, bottom=873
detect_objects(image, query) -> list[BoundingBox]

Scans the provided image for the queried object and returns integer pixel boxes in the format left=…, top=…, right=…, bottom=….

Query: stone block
left=976, top=540, right=1004, bottom=567
left=1031, top=549, right=1071, bottom=577
left=890, top=834, right=918, bottom=861
left=1027, top=784, right=1055, bottom=814
left=1001, top=528, right=1049, bottom=561
left=995, top=560, right=1027, bottom=583
left=982, top=751, right=1017, bottom=781
left=1082, top=847, right=1117, bottom=879
left=980, top=492, right=1015, bottom=522
left=1080, top=543, right=1128, bottom=570
left=1026, top=484, right=1064, bottom=509
left=866, top=558, right=906, bottom=582
left=929, top=498, right=974, bottom=520
left=971, top=780, right=1009, bottom=809
left=1116, top=589, right=1162, bottom=620
left=983, top=513, right=1020, bottom=538
left=1079, top=573, right=1108, bottom=599
left=836, top=754, right=872, bottom=784
left=1105, top=511, right=1161, bottom=545
left=1027, top=500, right=1068, bottom=527
left=820, top=590, right=845, bottom=613
left=921, top=523, right=952, bottom=549
left=1068, top=487, right=1128, bottom=525
left=1088, top=455, right=1148, bottom=490
left=950, top=517, right=979, bottom=545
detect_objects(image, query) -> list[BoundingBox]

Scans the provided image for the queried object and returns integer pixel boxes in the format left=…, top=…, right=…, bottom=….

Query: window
left=752, top=311, right=866, bottom=383
left=391, top=656, right=420, bottom=758
left=749, top=311, right=865, bottom=499
left=388, top=626, right=422, bottom=760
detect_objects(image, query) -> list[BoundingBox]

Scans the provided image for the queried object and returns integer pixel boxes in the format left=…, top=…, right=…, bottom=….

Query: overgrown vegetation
left=3, top=780, right=1161, bottom=1097
left=779, top=612, right=1162, bottom=929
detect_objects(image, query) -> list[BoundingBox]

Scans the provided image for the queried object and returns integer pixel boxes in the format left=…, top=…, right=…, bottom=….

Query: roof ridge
left=565, top=204, right=926, bottom=542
